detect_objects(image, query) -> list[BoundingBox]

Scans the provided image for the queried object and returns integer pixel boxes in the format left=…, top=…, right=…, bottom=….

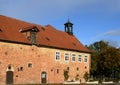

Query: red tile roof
left=0, top=15, right=91, bottom=53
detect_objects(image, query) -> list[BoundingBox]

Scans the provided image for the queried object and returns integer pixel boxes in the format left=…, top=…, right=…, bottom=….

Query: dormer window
left=20, top=26, right=39, bottom=45
left=30, top=29, right=37, bottom=44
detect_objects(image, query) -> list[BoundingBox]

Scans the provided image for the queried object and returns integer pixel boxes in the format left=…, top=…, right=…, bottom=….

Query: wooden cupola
left=64, top=19, right=73, bottom=35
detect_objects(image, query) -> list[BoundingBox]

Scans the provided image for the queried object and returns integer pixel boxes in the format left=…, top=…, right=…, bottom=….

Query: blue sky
left=0, top=0, right=120, bottom=47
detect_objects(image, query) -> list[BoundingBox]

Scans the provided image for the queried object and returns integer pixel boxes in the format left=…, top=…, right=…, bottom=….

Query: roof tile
left=0, top=15, right=91, bottom=53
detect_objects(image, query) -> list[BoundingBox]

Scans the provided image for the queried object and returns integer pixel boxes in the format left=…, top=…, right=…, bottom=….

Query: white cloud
left=91, top=29, right=120, bottom=47
left=105, top=29, right=120, bottom=36
left=91, top=29, right=120, bottom=40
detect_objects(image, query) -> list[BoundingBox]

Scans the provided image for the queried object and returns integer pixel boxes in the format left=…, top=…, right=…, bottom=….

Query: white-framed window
left=84, top=56, right=88, bottom=62
left=72, top=53, right=76, bottom=62
left=65, top=53, right=69, bottom=62
left=56, top=51, right=60, bottom=61
left=78, top=54, right=82, bottom=62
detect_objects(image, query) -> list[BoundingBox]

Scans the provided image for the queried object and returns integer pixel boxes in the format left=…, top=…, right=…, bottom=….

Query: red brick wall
left=0, top=41, right=90, bottom=84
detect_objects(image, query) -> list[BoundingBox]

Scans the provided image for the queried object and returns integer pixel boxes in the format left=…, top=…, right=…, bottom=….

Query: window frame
left=72, top=53, right=76, bottom=62
left=55, top=51, right=60, bottom=61
left=64, top=52, right=69, bottom=62
left=78, top=54, right=82, bottom=62
left=84, top=56, right=88, bottom=62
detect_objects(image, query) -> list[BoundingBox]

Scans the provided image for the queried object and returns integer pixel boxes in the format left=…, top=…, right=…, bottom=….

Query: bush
left=84, top=72, right=90, bottom=82
left=63, top=69, right=69, bottom=81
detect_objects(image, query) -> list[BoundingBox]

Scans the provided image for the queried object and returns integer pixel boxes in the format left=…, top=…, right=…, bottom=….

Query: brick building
left=0, top=15, right=91, bottom=84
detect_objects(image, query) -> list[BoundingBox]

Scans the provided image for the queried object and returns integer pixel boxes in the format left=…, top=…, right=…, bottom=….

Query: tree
left=88, top=40, right=120, bottom=80
left=99, top=47, right=120, bottom=78
left=88, top=40, right=109, bottom=78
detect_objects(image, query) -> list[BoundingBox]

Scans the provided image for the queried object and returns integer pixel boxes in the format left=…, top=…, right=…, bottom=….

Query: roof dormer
left=20, top=26, right=39, bottom=45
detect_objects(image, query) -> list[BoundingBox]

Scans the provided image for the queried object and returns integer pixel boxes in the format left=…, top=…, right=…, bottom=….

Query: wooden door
left=6, top=71, right=13, bottom=84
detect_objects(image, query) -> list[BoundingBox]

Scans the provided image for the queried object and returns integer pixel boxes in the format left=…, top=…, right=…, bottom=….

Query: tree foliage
left=88, top=40, right=120, bottom=80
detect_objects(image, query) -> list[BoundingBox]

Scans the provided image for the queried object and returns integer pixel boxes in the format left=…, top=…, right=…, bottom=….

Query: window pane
left=72, top=54, right=76, bottom=61
left=78, top=55, right=82, bottom=62
left=65, top=53, right=69, bottom=61
left=42, top=73, right=46, bottom=78
left=56, top=52, right=60, bottom=60
left=84, top=56, right=88, bottom=62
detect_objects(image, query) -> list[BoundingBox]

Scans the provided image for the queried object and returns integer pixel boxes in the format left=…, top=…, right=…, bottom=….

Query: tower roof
left=64, top=19, right=73, bottom=25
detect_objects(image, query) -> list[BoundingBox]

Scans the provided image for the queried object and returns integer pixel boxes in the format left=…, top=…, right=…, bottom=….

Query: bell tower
left=64, top=19, right=73, bottom=35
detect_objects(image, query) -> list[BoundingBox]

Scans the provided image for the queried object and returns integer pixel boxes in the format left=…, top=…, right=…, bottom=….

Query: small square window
left=28, top=63, right=32, bottom=68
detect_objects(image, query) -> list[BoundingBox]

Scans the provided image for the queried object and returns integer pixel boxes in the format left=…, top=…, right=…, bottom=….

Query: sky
left=0, top=0, right=120, bottom=47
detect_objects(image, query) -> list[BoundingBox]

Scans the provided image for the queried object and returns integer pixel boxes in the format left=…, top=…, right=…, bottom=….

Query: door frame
left=6, top=71, right=14, bottom=84
left=6, top=65, right=14, bottom=84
